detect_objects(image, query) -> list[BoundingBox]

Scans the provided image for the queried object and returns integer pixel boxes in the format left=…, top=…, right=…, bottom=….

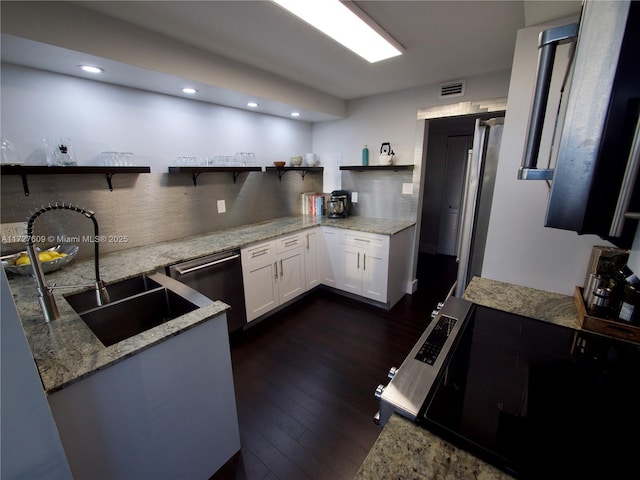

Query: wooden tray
left=574, top=286, right=640, bottom=344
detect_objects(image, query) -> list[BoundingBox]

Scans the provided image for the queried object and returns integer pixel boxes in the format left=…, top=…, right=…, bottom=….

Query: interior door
left=437, top=135, right=473, bottom=255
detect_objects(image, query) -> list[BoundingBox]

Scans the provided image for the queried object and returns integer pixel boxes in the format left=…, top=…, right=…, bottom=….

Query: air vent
left=439, top=80, right=466, bottom=98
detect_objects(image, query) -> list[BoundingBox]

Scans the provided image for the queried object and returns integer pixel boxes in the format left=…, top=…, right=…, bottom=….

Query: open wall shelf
left=339, top=165, right=414, bottom=172
left=168, top=166, right=261, bottom=186
left=1, top=165, right=151, bottom=196
left=265, top=166, right=323, bottom=181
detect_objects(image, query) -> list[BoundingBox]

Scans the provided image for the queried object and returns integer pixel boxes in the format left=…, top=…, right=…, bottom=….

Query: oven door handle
left=173, top=254, right=240, bottom=275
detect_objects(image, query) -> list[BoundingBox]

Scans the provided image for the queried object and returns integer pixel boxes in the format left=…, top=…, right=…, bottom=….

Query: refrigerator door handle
left=455, top=148, right=474, bottom=262
left=455, top=121, right=487, bottom=298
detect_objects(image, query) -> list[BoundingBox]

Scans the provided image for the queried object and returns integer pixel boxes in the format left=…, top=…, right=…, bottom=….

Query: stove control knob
left=387, top=367, right=398, bottom=379
left=437, top=301, right=445, bottom=310
left=375, top=384, right=385, bottom=400
left=373, top=411, right=381, bottom=425
left=430, top=309, right=439, bottom=319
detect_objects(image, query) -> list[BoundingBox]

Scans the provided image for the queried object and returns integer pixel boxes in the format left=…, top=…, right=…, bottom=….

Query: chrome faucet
left=26, top=203, right=110, bottom=322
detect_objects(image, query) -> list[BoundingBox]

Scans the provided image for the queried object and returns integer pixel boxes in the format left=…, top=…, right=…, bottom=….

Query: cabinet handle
left=279, top=259, right=283, bottom=277
left=357, top=252, right=360, bottom=269
left=252, top=248, right=269, bottom=258
left=284, top=239, right=298, bottom=247
left=363, top=253, right=367, bottom=272
left=274, top=261, right=278, bottom=279
left=610, top=113, right=640, bottom=237
left=306, top=233, right=309, bottom=250
left=354, top=238, right=370, bottom=243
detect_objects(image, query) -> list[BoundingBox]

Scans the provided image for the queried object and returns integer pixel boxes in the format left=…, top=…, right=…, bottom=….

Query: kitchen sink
left=64, top=272, right=214, bottom=347
left=64, top=274, right=163, bottom=313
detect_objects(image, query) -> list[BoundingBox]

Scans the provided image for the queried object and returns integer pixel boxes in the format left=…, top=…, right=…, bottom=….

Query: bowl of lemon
left=2, top=244, right=79, bottom=275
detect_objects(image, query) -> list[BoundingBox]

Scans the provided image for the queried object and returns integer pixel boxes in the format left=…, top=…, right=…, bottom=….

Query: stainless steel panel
left=378, top=296, right=473, bottom=425
left=545, top=1, right=630, bottom=229
left=167, top=250, right=247, bottom=333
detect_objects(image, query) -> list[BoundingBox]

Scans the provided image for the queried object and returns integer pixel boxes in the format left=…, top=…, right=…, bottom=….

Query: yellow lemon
left=38, top=252, right=53, bottom=262
left=47, top=251, right=61, bottom=259
left=15, top=255, right=30, bottom=266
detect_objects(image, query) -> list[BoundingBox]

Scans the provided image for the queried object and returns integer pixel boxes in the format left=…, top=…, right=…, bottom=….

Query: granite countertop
left=6, top=215, right=415, bottom=395
left=354, top=276, right=581, bottom=480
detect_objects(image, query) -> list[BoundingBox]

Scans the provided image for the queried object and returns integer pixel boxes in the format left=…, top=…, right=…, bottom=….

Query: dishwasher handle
left=173, top=253, right=240, bottom=275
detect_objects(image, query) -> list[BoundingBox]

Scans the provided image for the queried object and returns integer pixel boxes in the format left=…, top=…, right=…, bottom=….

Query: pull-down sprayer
left=26, top=203, right=110, bottom=322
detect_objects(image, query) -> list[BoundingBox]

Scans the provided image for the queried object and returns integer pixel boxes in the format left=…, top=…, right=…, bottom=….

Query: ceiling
left=0, top=0, right=582, bottom=121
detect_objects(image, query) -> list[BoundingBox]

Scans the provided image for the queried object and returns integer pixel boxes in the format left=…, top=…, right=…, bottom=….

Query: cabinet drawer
left=343, top=231, right=388, bottom=251
left=276, top=233, right=304, bottom=253
left=241, top=240, right=275, bottom=266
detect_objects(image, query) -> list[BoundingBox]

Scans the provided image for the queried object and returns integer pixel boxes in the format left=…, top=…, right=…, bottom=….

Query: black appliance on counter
left=519, top=0, right=640, bottom=248
left=327, top=190, right=349, bottom=219
left=376, top=296, right=640, bottom=478
left=167, top=250, right=247, bottom=333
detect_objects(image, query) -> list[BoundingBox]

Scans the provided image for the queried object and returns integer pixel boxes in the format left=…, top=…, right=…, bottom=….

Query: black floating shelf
left=339, top=165, right=414, bottom=172
left=265, top=166, right=323, bottom=181
left=1, top=165, right=151, bottom=196
left=168, top=166, right=261, bottom=186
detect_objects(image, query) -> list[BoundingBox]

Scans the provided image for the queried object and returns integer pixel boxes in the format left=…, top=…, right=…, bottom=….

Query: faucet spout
left=26, top=203, right=110, bottom=322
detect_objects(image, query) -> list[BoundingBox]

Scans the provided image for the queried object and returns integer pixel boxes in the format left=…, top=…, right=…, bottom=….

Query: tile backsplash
left=1, top=170, right=323, bottom=259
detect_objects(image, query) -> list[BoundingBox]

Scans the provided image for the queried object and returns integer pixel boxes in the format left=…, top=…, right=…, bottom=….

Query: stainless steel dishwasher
left=167, top=250, right=247, bottom=333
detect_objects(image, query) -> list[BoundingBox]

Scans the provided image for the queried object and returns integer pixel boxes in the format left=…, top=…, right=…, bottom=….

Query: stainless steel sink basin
left=64, top=274, right=163, bottom=313
left=64, top=272, right=214, bottom=347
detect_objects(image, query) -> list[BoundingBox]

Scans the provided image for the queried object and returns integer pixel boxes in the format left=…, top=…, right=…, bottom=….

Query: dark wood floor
left=210, top=253, right=458, bottom=480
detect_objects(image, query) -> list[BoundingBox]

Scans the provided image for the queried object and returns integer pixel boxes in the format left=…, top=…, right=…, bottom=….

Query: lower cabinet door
left=278, top=248, right=305, bottom=304
left=360, top=250, right=388, bottom=302
left=243, top=260, right=278, bottom=322
left=342, top=246, right=363, bottom=295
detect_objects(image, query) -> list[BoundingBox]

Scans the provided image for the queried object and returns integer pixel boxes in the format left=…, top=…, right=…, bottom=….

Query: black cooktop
left=418, top=305, right=640, bottom=479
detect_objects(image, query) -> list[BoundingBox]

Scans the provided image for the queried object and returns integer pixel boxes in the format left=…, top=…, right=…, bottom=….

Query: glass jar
left=618, top=282, right=640, bottom=324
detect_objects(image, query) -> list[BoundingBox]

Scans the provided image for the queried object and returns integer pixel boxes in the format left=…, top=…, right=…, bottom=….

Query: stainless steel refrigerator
left=454, top=117, right=504, bottom=297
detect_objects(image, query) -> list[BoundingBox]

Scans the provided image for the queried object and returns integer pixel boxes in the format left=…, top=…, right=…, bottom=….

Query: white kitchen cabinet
left=303, top=227, right=321, bottom=291
left=320, top=226, right=342, bottom=288
left=340, top=231, right=390, bottom=302
left=242, top=233, right=305, bottom=322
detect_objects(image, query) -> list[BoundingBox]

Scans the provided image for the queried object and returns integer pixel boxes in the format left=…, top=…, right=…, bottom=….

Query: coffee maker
left=328, top=190, right=349, bottom=219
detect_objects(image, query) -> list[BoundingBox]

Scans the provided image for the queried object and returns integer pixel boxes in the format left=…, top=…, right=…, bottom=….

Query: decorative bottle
left=362, top=145, right=369, bottom=166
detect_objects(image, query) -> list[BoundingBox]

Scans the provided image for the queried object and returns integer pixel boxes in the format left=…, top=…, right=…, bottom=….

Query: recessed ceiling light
left=182, top=88, right=197, bottom=94
left=291, top=112, right=301, bottom=117
left=273, top=0, right=402, bottom=63
left=247, top=102, right=259, bottom=108
left=79, top=65, right=103, bottom=74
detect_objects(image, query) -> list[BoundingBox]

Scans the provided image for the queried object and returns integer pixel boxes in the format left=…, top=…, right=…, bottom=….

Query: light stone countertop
left=5, top=215, right=415, bottom=394
left=354, top=276, right=581, bottom=480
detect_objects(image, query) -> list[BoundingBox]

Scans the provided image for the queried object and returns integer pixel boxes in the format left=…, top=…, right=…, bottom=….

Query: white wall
left=312, top=70, right=511, bottom=172
left=1, top=270, right=73, bottom=480
left=1, top=63, right=312, bottom=172
left=481, top=19, right=610, bottom=296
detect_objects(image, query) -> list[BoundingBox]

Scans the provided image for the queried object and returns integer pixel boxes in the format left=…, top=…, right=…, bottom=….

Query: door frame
left=407, top=98, right=507, bottom=293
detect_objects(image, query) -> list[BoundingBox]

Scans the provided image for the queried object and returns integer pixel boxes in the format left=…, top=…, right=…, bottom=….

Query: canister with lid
left=589, top=287, right=612, bottom=318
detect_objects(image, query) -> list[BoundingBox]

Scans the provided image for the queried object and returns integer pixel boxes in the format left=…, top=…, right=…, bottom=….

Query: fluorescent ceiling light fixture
left=182, top=87, right=197, bottom=94
left=273, top=0, right=402, bottom=63
left=291, top=112, right=301, bottom=117
left=247, top=102, right=259, bottom=108
left=78, top=65, right=103, bottom=74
